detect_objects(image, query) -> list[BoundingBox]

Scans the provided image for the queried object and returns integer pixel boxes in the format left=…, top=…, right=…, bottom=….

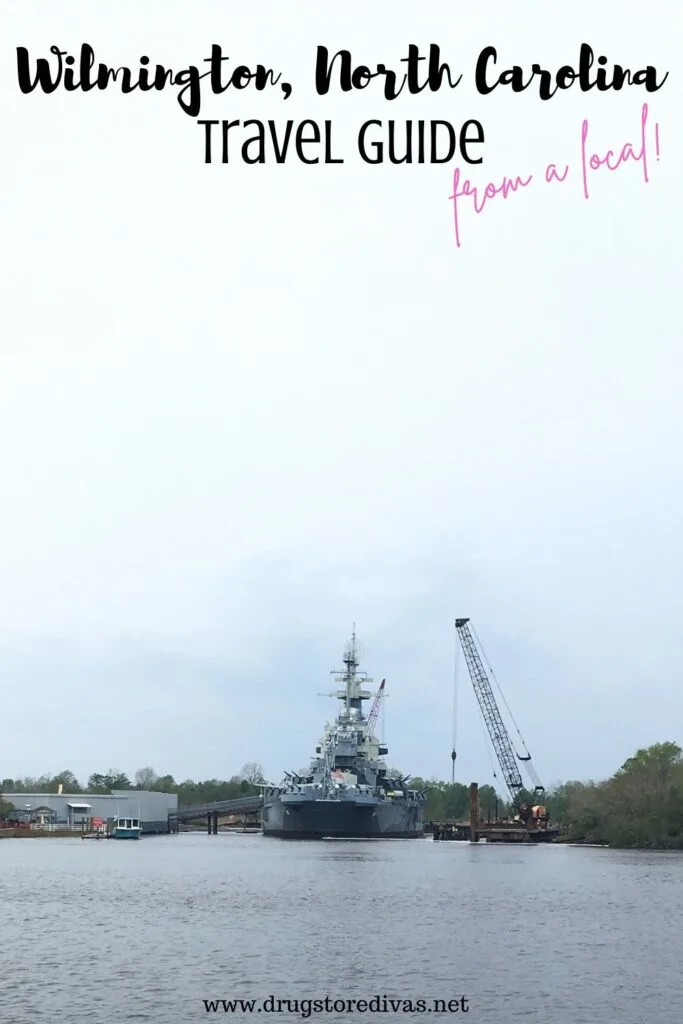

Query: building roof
left=0, top=792, right=117, bottom=800
left=0, top=790, right=172, bottom=799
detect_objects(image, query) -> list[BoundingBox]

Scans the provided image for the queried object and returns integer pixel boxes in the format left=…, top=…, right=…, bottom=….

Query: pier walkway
left=168, top=796, right=262, bottom=834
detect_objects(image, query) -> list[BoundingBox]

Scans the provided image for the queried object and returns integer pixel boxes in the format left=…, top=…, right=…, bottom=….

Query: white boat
left=109, top=815, right=142, bottom=840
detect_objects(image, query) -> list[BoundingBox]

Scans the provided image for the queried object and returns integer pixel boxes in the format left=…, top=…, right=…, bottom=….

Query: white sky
left=0, top=1, right=681, bottom=793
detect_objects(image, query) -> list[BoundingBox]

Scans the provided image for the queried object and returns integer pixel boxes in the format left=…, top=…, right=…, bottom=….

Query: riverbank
left=0, top=829, right=102, bottom=839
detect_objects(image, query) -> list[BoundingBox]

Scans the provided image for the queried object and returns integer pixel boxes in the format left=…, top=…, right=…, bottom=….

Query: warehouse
left=0, top=789, right=177, bottom=834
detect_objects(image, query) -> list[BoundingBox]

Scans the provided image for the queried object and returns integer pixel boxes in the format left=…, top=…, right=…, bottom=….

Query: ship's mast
left=330, top=624, right=373, bottom=715
left=342, top=626, right=358, bottom=710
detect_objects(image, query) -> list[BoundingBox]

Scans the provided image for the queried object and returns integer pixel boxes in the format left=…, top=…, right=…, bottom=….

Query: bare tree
left=240, top=762, right=265, bottom=784
left=134, top=767, right=158, bottom=789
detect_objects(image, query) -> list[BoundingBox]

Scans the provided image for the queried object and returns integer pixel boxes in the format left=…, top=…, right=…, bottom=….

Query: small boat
left=109, top=815, right=142, bottom=840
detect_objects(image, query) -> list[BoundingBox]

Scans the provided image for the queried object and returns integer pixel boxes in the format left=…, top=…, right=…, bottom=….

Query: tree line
left=409, top=779, right=503, bottom=821
left=0, top=766, right=504, bottom=821
left=415, top=741, right=683, bottom=848
left=0, top=761, right=266, bottom=812
left=543, top=741, right=683, bottom=849
left=3, top=742, right=682, bottom=848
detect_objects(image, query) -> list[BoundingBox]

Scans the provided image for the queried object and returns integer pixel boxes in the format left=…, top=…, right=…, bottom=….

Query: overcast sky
left=0, top=1, right=680, bottom=794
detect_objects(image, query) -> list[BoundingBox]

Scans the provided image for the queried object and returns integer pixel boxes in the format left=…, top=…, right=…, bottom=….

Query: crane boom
left=455, top=617, right=543, bottom=807
left=366, top=678, right=386, bottom=734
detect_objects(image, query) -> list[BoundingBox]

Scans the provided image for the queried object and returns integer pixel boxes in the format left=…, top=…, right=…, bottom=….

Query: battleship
left=261, top=630, right=426, bottom=839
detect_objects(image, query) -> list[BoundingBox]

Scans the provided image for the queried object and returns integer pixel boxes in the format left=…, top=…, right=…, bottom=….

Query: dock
left=428, top=783, right=559, bottom=843
left=429, top=822, right=558, bottom=843
left=165, top=784, right=560, bottom=842
left=168, top=795, right=262, bottom=834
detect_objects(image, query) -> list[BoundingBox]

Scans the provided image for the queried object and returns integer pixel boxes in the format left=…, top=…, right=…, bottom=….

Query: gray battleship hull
left=262, top=796, right=424, bottom=839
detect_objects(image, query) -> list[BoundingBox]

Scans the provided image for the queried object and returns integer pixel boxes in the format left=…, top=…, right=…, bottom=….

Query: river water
left=1, top=833, right=681, bottom=1024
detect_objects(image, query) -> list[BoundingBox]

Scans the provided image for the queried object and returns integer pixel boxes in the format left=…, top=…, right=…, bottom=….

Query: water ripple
left=0, top=835, right=681, bottom=1023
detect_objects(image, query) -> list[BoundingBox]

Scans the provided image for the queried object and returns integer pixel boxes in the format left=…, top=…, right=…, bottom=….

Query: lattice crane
left=455, top=617, right=545, bottom=812
left=366, top=678, right=386, bottom=734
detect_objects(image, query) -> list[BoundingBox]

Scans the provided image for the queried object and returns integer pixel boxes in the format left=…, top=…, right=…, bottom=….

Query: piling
left=469, top=782, right=479, bottom=843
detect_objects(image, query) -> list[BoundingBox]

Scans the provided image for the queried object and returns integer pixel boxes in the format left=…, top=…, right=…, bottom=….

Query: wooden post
left=469, top=782, right=479, bottom=843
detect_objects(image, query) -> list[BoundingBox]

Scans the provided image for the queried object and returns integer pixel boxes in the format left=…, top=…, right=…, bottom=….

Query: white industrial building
left=1, top=789, right=177, bottom=834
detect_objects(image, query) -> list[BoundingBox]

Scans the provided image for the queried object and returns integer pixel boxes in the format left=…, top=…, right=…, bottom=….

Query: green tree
left=176, top=775, right=260, bottom=808
left=150, top=774, right=177, bottom=793
left=49, top=770, right=81, bottom=793
left=478, top=784, right=500, bottom=815
left=9, top=775, right=51, bottom=792
left=618, top=742, right=682, bottom=782
left=86, top=771, right=133, bottom=793
left=87, top=773, right=110, bottom=793
left=554, top=742, right=683, bottom=849
left=0, top=797, right=16, bottom=817
left=106, top=771, right=132, bottom=790
left=545, top=781, right=592, bottom=824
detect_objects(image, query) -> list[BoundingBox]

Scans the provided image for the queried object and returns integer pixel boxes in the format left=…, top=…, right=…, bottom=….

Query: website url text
left=203, top=995, right=470, bottom=1017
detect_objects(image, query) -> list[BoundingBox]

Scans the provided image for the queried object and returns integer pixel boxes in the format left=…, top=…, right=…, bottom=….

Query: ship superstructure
left=261, top=630, right=426, bottom=839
